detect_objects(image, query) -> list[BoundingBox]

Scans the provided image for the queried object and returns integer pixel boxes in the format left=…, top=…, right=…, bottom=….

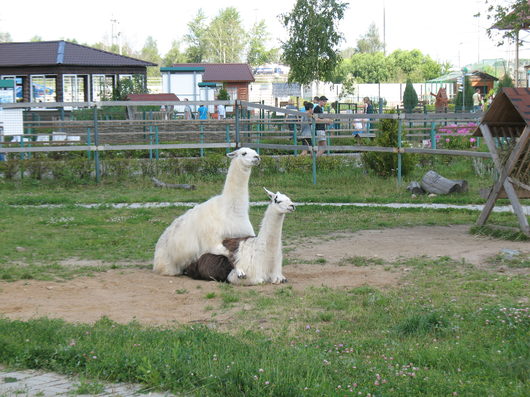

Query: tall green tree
left=356, top=23, right=384, bottom=54
left=344, top=52, right=390, bottom=83
left=403, top=79, right=418, bottom=113
left=162, top=41, right=188, bottom=66
left=203, top=7, right=246, bottom=63
left=139, top=36, right=161, bottom=77
left=483, top=0, right=530, bottom=46
left=281, top=0, right=348, bottom=85
left=496, top=73, right=514, bottom=94
left=386, top=49, right=442, bottom=82
left=184, top=9, right=208, bottom=63
left=454, top=75, right=474, bottom=112
left=246, top=20, right=278, bottom=66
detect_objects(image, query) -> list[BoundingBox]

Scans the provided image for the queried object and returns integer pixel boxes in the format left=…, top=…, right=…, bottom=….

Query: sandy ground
left=0, top=225, right=528, bottom=326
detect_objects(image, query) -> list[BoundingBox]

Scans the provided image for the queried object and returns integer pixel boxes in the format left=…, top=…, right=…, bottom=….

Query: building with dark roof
left=160, top=63, right=254, bottom=102
left=0, top=40, right=156, bottom=103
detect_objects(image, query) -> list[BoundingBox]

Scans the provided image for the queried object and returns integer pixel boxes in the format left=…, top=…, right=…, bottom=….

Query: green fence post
left=86, top=127, right=92, bottom=160
left=397, top=118, right=403, bottom=185
left=225, top=124, right=231, bottom=154
left=148, top=111, right=153, bottom=160
left=293, top=124, right=298, bottom=156
left=155, top=126, right=159, bottom=160
left=200, top=124, right=204, bottom=157
left=311, top=118, right=317, bottom=185
left=93, top=106, right=100, bottom=183
left=430, top=121, right=437, bottom=150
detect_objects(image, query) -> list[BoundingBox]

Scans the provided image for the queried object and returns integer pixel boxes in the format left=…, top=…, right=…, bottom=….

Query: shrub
left=403, top=79, right=418, bottom=113
left=361, top=115, right=417, bottom=177
left=454, top=75, right=474, bottom=112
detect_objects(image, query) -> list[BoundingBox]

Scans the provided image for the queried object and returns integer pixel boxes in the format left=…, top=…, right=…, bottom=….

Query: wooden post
left=477, top=124, right=530, bottom=235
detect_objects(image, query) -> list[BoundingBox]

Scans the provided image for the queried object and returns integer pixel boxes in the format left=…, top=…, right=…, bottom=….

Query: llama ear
left=226, top=151, right=236, bottom=158
left=263, top=187, right=275, bottom=199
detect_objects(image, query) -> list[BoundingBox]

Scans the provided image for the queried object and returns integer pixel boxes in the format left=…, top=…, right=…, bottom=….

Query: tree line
left=1, top=0, right=526, bottom=85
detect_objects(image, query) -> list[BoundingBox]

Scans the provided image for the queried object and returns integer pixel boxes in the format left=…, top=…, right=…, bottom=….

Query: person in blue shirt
left=198, top=104, right=209, bottom=120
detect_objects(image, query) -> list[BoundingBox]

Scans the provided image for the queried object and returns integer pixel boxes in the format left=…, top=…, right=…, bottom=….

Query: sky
left=0, top=0, right=526, bottom=69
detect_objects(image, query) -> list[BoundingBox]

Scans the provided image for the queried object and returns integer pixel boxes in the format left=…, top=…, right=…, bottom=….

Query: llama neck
left=256, top=206, right=285, bottom=251
left=222, top=161, right=250, bottom=204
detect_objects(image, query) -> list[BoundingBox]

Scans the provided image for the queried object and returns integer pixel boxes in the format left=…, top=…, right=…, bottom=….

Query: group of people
left=288, top=95, right=375, bottom=153
left=183, top=98, right=226, bottom=120
left=297, top=95, right=330, bottom=157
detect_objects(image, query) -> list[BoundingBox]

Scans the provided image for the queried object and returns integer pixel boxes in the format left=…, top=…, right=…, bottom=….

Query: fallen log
left=151, top=177, right=196, bottom=190
left=420, top=170, right=468, bottom=195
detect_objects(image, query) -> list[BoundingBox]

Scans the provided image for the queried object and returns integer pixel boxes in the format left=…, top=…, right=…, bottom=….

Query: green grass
left=0, top=257, right=528, bottom=396
left=0, top=156, right=521, bottom=206
left=0, top=203, right=524, bottom=282
left=0, top=157, right=528, bottom=395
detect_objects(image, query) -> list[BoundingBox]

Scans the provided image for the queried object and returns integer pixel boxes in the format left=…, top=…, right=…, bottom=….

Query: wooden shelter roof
left=474, top=87, right=530, bottom=137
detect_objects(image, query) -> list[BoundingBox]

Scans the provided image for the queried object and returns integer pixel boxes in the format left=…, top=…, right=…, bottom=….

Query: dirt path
left=0, top=225, right=528, bottom=326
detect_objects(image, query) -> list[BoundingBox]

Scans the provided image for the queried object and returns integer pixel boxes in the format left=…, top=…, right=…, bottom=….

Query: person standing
left=313, top=96, right=329, bottom=156
left=299, top=101, right=314, bottom=156
left=183, top=98, right=193, bottom=120
left=472, top=88, right=482, bottom=113
left=217, top=99, right=226, bottom=120
left=198, top=104, right=209, bottom=120
left=363, top=97, right=373, bottom=133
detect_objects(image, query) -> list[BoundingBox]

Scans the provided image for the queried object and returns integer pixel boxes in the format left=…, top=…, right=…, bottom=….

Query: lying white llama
left=226, top=188, right=295, bottom=285
left=153, top=147, right=260, bottom=276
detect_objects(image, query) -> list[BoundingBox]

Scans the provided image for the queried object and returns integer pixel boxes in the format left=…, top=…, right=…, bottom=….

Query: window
left=30, top=75, right=56, bottom=102
left=92, top=75, right=114, bottom=101
left=226, top=87, right=237, bottom=100
left=2, top=76, right=25, bottom=102
left=63, top=75, right=86, bottom=102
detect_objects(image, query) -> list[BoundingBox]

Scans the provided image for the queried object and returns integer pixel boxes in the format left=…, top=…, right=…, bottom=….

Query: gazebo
left=474, top=87, right=530, bottom=236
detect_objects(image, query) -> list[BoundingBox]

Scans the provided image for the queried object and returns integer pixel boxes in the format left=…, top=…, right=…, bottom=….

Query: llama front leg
left=269, top=255, right=287, bottom=284
left=270, top=274, right=288, bottom=284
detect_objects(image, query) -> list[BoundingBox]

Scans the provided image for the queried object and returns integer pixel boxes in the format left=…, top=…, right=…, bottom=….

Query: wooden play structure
left=474, top=87, right=530, bottom=236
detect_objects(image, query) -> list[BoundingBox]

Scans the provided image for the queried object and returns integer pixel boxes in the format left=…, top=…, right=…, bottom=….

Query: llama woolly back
left=153, top=147, right=260, bottom=276
left=226, top=188, right=295, bottom=285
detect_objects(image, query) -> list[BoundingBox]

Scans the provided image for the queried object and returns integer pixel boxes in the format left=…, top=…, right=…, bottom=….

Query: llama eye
left=241, top=152, right=247, bottom=156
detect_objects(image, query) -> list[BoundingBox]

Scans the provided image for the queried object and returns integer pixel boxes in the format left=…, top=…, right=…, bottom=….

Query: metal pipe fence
left=0, top=100, right=489, bottom=184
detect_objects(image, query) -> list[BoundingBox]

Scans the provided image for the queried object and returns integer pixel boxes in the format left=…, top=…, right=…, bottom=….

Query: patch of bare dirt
left=0, top=225, right=528, bottom=326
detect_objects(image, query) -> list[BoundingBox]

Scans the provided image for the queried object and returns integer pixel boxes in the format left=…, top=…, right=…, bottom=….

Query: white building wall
left=0, top=108, right=23, bottom=137
left=162, top=72, right=203, bottom=100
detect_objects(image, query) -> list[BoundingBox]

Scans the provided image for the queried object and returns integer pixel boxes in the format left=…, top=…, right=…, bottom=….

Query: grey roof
left=0, top=40, right=156, bottom=67
left=169, top=63, right=254, bottom=82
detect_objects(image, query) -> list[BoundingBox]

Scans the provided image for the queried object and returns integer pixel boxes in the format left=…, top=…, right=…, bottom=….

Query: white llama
left=153, top=147, right=260, bottom=276
left=226, top=188, right=295, bottom=285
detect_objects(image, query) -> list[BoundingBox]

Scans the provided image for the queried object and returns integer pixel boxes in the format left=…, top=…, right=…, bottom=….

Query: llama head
left=227, top=147, right=261, bottom=168
left=263, top=188, right=295, bottom=213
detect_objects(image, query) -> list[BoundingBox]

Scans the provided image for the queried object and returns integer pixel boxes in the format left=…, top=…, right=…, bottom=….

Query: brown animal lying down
left=182, top=237, right=251, bottom=282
